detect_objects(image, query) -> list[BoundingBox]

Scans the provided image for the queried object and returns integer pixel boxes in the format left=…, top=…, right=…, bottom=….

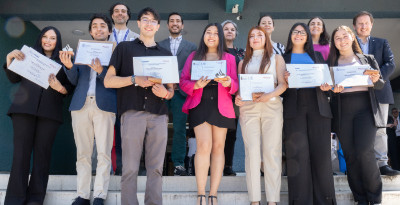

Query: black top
left=281, top=51, right=332, bottom=119
left=3, top=61, right=74, bottom=123
left=228, top=47, right=244, bottom=67
left=109, top=38, right=173, bottom=117
left=329, top=53, right=385, bottom=131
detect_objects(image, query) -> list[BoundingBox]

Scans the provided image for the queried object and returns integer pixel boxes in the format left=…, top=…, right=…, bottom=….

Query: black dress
left=189, top=80, right=236, bottom=130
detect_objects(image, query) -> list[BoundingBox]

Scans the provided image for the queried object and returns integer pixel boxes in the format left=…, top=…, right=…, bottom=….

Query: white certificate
left=133, top=56, right=179, bottom=83
left=332, top=65, right=372, bottom=87
left=286, top=64, right=333, bottom=88
left=191, top=60, right=227, bottom=80
left=8, top=45, right=62, bottom=89
left=74, top=40, right=116, bottom=66
left=239, top=74, right=276, bottom=101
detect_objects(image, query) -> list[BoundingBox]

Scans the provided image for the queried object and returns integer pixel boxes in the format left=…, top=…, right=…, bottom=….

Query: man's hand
left=135, top=76, right=155, bottom=88
left=88, top=58, right=103, bottom=74
left=59, top=51, right=73, bottom=69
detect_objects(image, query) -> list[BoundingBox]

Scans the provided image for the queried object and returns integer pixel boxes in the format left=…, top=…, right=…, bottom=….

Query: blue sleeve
left=379, top=39, right=396, bottom=80
left=63, top=64, right=79, bottom=86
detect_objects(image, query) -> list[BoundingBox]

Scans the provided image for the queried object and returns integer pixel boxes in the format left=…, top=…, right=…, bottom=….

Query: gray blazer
left=63, top=64, right=117, bottom=114
left=158, top=37, right=197, bottom=96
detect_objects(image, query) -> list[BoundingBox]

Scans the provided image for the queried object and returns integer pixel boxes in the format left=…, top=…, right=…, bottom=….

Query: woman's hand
left=194, top=76, right=211, bottom=90
left=6, top=49, right=25, bottom=67
left=320, top=83, right=332, bottom=91
left=59, top=51, right=73, bottom=69
left=152, top=83, right=168, bottom=98
left=48, top=74, right=63, bottom=91
left=254, top=93, right=274, bottom=103
left=369, top=73, right=380, bottom=83
left=332, top=84, right=344, bottom=93
left=216, top=76, right=231, bottom=87
left=284, top=71, right=290, bottom=83
left=235, top=94, right=244, bottom=106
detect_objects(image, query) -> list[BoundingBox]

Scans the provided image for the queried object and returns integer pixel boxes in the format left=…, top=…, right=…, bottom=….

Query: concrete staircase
left=0, top=174, right=399, bottom=204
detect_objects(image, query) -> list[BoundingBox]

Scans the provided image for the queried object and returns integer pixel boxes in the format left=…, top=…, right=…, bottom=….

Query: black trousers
left=284, top=89, right=336, bottom=205
left=335, top=92, right=382, bottom=203
left=224, top=118, right=238, bottom=166
left=387, top=129, right=400, bottom=171
left=5, top=113, right=60, bottom=205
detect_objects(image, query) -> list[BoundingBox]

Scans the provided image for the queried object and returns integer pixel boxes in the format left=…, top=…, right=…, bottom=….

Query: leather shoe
left=379, top=165, right=400, bottom=176
left=357, top=200, right=368, bottom=205
left=93, top=198, right=104, bottom=205
left=71, top=197, right=90, bottom=205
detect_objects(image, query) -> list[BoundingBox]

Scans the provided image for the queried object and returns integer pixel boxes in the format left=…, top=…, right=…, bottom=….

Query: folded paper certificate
left=286, top=64, right=333, bottom=88
left=239, top=74, right=276, bottom=101
left=191, top=60, right=227, bottom=80
left=332, top=65, right=373, bottom=87
left=133, top=56, right=179, bottom=84
left=8, top=45, right=62, bottom=89
left=74, top=40, right=116, bottom=66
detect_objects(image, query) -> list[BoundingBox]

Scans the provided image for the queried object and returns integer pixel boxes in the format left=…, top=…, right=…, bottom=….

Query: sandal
left=197, top=195, right=206, bottom=205
left=209, top=195, right=218, bottom=205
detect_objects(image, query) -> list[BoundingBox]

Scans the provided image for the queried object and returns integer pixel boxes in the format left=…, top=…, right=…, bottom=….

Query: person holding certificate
left=3, top=26, right=74, bottom=205
left=180, top=23, right=238, bottom=205
left=234, top=26, right=287, bottom=205
left=308, top=16, right=330, bottom=60
left=282, top=23, right=336, bottom=205
left=104, top=7, right=174, bottom=205
left=59, top=14, right=117, bottom=205
left=328, top=25, right=384, bottom=205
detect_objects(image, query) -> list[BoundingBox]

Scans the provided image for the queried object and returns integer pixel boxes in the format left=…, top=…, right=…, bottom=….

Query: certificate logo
left=103, top=46, right=110, bottom=48
left=81, top=44, right=90, bottom=47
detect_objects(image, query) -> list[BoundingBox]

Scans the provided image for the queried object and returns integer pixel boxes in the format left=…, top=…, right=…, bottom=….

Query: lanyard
left=113, top=29, right=129, bottom=45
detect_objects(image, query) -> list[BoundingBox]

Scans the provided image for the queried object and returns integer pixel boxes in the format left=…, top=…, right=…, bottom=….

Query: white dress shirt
left=169, top=35, right=182, bottom=56
left=87, top=68, right=97, bottom=96
left=111, top=28, right=129, bottom=43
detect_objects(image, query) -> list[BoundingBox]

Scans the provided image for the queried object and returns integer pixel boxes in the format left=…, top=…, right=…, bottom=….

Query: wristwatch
left=131, top=75, right=136, bottom=84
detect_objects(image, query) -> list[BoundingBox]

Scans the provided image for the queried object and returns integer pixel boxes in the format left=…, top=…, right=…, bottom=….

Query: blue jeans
left=166, top=91, right=188, bottom=167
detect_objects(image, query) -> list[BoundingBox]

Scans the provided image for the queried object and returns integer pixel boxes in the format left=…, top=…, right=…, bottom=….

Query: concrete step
left=0, top=174, right=399, bottom=192
left=0, top=190, right=399, bottom=205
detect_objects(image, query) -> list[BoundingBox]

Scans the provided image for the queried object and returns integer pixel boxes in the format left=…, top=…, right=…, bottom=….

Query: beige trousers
left=71, top=96, right=116, bottom=199
left=239, top=98, right=283, bottom=202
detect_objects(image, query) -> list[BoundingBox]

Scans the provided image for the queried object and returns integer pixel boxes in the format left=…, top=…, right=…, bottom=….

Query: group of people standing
left=2, top=2, right=397, bottom=205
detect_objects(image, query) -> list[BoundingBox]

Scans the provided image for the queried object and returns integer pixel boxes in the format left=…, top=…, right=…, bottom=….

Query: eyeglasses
left=292, top=30, right=307, bottom=36
left=141, top=18, right=158, bottom=26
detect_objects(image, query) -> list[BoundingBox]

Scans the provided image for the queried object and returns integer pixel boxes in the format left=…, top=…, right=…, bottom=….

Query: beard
left=169, top=27, right=182, bottom=35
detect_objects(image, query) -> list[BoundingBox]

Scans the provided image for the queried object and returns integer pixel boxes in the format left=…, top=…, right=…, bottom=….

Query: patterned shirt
left=169, top=35, right=183, bottom=56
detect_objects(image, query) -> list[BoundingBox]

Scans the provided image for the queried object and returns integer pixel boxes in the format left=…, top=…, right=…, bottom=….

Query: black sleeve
left=109, top=43, right=123, bottom=76
left=3, top=62, right=22, bottom=84
left=368, top=55, right=385, bottom=90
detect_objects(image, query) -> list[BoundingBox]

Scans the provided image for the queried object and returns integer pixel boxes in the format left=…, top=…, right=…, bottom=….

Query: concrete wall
left=0, top=17, right=77, bottom=174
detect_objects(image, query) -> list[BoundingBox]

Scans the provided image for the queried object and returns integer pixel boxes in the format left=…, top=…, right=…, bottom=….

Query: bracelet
left=58, top=86, right=65, bottom=93
left=163, top=90, right=169, bottom=99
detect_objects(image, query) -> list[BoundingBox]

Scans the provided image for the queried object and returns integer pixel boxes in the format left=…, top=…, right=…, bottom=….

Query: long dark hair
left=241, top=26, right=273, bottom=74
left=194, top=23, right=228, bottom=61
left=32, top=26, right=62, bottom=61
left=285, top=23, right=316, bottom=60
left=328, top=25, right=363, bottom=66
left=307, top=16, right=330, bottom=45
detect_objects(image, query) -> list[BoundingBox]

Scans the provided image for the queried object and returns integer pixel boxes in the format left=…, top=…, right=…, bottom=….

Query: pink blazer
left=180, top=51, right=238, bottom=118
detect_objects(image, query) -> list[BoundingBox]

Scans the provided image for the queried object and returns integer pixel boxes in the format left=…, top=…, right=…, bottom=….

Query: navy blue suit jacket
left=64, top=64, right=117, bottom=114
left=358, top=36, right=396, bottom=104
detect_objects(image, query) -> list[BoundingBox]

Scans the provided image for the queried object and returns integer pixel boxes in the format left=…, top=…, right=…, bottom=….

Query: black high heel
left=197, top=195, right=206, bottom=205
left=209, top=195, right=217, bottom=205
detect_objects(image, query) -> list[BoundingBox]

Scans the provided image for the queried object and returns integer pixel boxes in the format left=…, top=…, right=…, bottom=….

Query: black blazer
left=330, top=53, right=385, bottom=132
left=357, top=36, right=396, bottom=104
left=282, top=51, right=332, bottom=119
left=3, top=60, right=74, bottom=123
